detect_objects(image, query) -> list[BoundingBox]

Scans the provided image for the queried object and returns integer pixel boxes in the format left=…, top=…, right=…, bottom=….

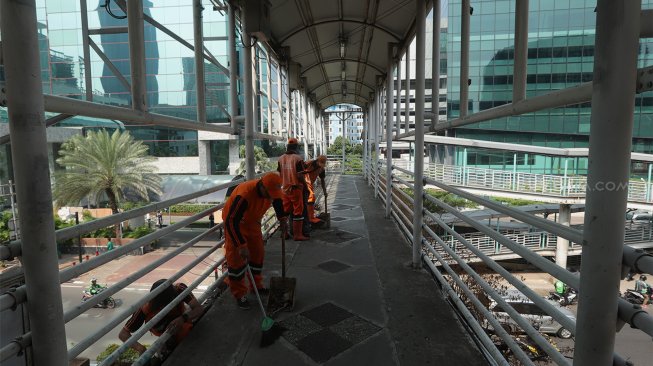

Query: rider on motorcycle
left=88, top=278, right=104, bottom=295
left=554, top=280, right=569, bottom=304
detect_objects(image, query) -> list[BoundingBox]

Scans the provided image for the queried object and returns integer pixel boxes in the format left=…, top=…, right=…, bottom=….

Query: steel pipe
left=622, top=246, right=653, bottom=275
left=132, top=271, right=227, bottom=366
left=404, top=45, right=410, bottom=134
left=513, top=0, right=529, bottom=102
left=423, top=177, right=583, bottom=244
left=0, top=285, right=27, bottom=313
left=193, top=0, right=207, bottom=124
left=127, top=0, right=147, bottom=111
left=386, top=44, right=395, bottom=218
left=64, top=228, right=223, bottom=322
left=43, top=95, right=236, bottom=134
left=242, top=13, right=256, bottom=180
left=617, top=298, right=653, bottom=338
left=79, top=0, right=93, bottom=101
left=0, top=333, right=31, bottom=363
left=422, top=191, right=579, bottom=289
left=423, top=253, right=511, bottom=366
left=459, top=0, right=470, bottom=117
left=1, top=1, right=68, bottom=364
left=574, top=2, right=641, bottom=365
left=423, top=241, right=536, bottom=366
left=431, top=0, right=442, bottom=127
left=97, top=255, right=223, bottom=366
left=423, top=210, right=576, bottom=334
left=68, top=244, right=224, bottom=360
left=412, top=0, right=426, bottom=267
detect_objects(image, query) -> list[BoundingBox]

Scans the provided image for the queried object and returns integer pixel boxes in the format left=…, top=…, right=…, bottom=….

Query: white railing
left=0, top=176, right=284, bottom=365
left=365, top=156, right=653, bottom=366
left=392, top=160, right=653, bottom=203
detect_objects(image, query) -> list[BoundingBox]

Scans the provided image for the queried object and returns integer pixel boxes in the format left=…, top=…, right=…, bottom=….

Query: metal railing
left=0, top=175, right=283, bottom=364
left=392, top=160, right=653, bottom=204
left=364, top=157, right=653, bottom=365
left=325, top=154, right=364, bottom=175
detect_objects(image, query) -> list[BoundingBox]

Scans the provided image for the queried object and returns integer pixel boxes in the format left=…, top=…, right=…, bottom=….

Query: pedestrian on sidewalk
left=222, top=172, right=287, bottom=310
left=157, top=210, right=163, bottom=228
left=106, top=238, right=114, bottom=252
left=277, top=137, right=308, bottom=241
left=119, top=279, right=203, bottom=355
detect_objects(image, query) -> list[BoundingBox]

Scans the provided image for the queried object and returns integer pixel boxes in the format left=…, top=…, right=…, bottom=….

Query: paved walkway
left=164, top=175, right=487, bottom=366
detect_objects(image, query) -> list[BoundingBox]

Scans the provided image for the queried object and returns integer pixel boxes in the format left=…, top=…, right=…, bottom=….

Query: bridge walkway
left=164, top=175, right=487, bottom=366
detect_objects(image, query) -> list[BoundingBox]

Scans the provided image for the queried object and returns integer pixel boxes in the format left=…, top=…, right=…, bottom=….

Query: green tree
left=328, top=136, right=363, bottom=156
left=53, top=129, right=162, bottom=214
left=237, top=145, right=276, bottom=175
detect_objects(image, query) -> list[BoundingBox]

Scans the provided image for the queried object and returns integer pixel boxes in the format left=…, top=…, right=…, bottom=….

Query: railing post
left=228, top=2, right=239, bottom=131
left=647, top=163, right=652, bottom=202
left=412, top=0, right=425, bottom=267
left=574, top=1, right=641, bottom=365
left=512, top=153, right=517, bottom=190
left=193, top=0, right=206, bottom=124
left=242, top=4, right=256, bottom=180
left=1, top=0, right=68, bottom=364
left=386, top=44, right=395, bottom=218
left=459, top=0, right=470, bottom=117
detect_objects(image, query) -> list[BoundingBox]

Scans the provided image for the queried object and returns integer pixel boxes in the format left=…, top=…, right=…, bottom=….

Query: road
left=61, top=284, right=205, bottom=362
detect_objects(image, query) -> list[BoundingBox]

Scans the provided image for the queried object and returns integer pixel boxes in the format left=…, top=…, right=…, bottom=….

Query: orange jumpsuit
left=222, top=180, right=283, bottom=299
left=304, top=160, right=326, bottom=204
left=278, top=152, right=305, bottom=219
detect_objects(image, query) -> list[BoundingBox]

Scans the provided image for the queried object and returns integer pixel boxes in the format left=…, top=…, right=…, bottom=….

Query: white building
left=326, top=104, right=364, bottom=146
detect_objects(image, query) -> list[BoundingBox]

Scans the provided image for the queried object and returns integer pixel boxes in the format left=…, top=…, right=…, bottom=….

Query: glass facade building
left=445, top=0, right=653, bottom=175
left=0, top=0, right=292, bottom=181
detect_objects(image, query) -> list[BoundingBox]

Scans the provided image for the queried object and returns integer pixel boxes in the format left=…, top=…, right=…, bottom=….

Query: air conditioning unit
left=244, top=0, right=271, bottom=41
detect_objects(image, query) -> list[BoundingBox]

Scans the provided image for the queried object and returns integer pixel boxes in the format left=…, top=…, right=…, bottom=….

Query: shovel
left=267, top=222, right=296, bottom=314
left=323, top=195, right=331, bottom=229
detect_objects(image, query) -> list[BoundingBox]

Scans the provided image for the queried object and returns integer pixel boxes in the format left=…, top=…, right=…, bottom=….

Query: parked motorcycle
left=547, top=288, right=578, bottom=306
left=81, top=286, right=116, bottom=309
left=621, top=289, right=646, bottom=305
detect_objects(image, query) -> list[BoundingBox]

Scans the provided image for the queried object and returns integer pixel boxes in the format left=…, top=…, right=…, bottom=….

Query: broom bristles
left=260, top=322, right=285, bottom=348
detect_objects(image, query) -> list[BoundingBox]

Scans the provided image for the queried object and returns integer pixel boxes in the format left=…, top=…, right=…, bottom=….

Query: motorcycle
left=621, top=289, right=646, bottom=305
left=81, top=286, right=116, bottom=309
left=547, top=288, right=578, bottom=306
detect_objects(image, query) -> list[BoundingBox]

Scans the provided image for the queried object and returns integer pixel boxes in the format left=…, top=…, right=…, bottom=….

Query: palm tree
left=53, top=129, right=162, bottom=214
left=236, top=145, right=276, bottom=175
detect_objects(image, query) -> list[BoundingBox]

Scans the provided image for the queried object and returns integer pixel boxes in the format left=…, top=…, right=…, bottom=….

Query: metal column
left=79, top=0, right=93, bottom=101
left=127, top=0, right=147, bottom=111
left=342, top=112, right=346, bottom=174
left=1, top=0, right=68, bottom=364
left=386, top=44, right=395, bottom=218
left=363, top=110, right=368, bottom=178
left=459, top=0, right=470, bottom=117
left=288, top=89, right=293, bottom=137
left=242, top=13, right=256, bottom=180
left=277, top=64, right=284, bottom=136
left=412, top=0, right=426, bottom=267
left=431, top=0, right=441, bottom=126
left=193, top=0, right=206, bottom=123
left=312, top=104, right=318, bottom=157
left=555, top=203, right=571, bottom=270
left=228, top=2, right=239, bottom=130
left=404, top=46, right=410, bottom=134
left=303, top=92, right=310, bottom=159
left=513, top=0, right=529, bottom=102
left=395, top=58, right=401, bottom=139
left=574, top=1, right=641, bottom=365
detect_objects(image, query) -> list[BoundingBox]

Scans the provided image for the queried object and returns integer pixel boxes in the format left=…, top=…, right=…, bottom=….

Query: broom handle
left=324, top=195, right=328, bottom=215
left=281, top=221, right=286, bottom=279
left=247, top=266, right=267, bottom=317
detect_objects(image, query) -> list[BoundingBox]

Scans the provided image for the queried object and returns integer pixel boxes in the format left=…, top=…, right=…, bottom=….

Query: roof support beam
left=278, top=19, right=402, bottom=44
left=301, top=58, right=385, bottom=76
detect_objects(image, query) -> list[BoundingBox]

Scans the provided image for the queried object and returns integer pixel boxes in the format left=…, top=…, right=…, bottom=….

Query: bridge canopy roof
left=268, top=0, right=421, bottom=109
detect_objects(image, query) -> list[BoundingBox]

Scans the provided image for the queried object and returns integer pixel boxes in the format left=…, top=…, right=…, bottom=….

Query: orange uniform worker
left=222, top=172, right=287, bottom=309
left=277, top=138, right=309, bottom=241
left=119, top=279, right=203, bottom=355
left=303, top=155, right=327, bottom=224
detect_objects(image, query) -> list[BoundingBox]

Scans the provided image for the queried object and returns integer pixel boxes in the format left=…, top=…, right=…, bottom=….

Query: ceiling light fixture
left=339, top=37, right=347, bottom=59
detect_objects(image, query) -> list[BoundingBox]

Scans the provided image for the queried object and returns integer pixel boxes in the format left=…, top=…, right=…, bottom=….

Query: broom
left=247, top=266, right=285, bottom=347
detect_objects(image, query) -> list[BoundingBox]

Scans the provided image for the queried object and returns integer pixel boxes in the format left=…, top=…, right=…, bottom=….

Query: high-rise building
left=326, top=105, right=364, bottom=145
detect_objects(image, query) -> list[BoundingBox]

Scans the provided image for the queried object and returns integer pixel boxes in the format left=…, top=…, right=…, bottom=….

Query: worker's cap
left=261, top=172, right=283, bottom=199
left=287, top=137, right=299, bottom=145
left=316, top=155, right=327, bottom=166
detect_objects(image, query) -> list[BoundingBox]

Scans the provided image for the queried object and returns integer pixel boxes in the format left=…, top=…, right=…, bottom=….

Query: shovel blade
left=267, top=276, right=297, bottom=314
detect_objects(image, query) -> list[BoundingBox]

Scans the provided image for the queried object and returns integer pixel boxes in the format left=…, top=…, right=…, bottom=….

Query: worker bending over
left=304, top=155, right=327, bottom=224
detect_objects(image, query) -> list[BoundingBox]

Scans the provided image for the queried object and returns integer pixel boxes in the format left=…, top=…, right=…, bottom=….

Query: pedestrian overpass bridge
left=1, top=1, right=653, bottom=366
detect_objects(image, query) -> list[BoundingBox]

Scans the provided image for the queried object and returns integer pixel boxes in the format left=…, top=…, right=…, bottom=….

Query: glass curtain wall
left=446, top=0, right=653, bottom=174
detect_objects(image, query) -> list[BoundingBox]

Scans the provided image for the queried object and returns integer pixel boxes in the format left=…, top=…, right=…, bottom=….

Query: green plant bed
left=168, top=204, right=216, bottom=214
left=97, top=344, right=146, bottom=365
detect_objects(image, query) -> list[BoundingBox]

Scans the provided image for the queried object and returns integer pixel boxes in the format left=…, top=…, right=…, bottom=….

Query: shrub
left=169, top=204, right=215, bottom=214
left=96, top=344, right=145, bottom=364
left=124, top=225, right=155, bottom=239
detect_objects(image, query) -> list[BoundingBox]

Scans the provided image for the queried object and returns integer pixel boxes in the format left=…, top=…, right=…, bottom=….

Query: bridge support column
left=555, top=203, right=571, bottom=270
left=574, top=1, right=640, bottom=365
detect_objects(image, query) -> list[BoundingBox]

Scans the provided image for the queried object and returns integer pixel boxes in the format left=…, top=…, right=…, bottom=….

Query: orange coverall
left=304, top=160, right=326, bottom=223
left=278, top=152, right=305, bottom=218
left=222, top=180, right=283, bottom=299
